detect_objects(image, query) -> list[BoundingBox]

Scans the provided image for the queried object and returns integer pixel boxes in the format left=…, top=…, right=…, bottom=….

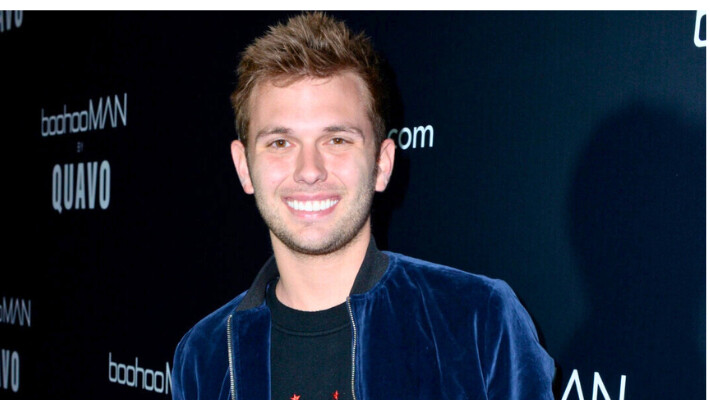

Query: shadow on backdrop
left=562, top=102, right=705, bottom=399
left=372, top=57, right=408, bottom=250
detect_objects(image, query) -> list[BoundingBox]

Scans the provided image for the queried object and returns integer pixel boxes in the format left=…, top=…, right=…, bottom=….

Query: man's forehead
left=247, top=72, right=373, bottom=136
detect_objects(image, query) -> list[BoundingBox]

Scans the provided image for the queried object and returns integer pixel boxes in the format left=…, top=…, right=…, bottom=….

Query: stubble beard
left=252, top=166, right=378, bottom=256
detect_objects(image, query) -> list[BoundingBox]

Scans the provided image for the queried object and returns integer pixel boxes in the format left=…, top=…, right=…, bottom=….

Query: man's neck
left=270, top=226, right=371, bottom=312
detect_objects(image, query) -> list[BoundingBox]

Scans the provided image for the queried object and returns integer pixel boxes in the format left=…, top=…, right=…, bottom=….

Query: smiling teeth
left=287, top=199, right=339, bottom=212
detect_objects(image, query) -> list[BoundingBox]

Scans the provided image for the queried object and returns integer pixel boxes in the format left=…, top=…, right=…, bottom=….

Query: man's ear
left=375, top=138, right=395, bottom=192
left=230, top=140, right=254, bottom=194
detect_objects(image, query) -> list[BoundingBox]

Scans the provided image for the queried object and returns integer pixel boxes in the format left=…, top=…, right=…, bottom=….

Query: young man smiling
left=173, top=12, right=555, bottom=400
left=231, top=70, right=393, bottom=312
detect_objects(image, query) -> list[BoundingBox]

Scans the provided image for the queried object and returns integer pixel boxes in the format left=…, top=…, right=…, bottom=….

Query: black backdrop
left=1, top=10, right=705, bottom=399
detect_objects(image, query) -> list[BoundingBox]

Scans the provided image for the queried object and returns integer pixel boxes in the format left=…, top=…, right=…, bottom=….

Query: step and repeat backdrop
left=1, top=10, right=705, bottom=399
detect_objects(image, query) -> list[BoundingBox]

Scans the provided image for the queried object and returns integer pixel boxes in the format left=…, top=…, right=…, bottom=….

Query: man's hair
left=230, top=12, right=386, bottom=149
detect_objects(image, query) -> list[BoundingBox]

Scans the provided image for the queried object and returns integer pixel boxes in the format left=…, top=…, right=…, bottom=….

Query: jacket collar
left=235, top=235, right=389, bottom=311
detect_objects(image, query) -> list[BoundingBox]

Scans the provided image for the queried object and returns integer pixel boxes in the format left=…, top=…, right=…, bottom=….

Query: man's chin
left=281, top=236, right=348, bottom=256
left=272, top=227, right=366, bottom=257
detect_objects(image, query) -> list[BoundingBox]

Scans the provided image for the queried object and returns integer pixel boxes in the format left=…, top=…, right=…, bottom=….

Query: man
left=173, top=12, right=555, bottom=400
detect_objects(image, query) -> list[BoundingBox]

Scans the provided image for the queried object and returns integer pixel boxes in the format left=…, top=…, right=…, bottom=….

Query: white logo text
left=0, top=349, right=19, bottom=393
left=108, top=353, right=171, bottom=394
left=51, top=160, right=111, bottom=213
left=0, top=11, right=22, bottom=33
left=41, top=93, right=128, bottom=137
left=562, top=369, right=626, bottom=400
left=388, top=125, right=434, bottom=150
left=0, top=297, right=31, bottom=327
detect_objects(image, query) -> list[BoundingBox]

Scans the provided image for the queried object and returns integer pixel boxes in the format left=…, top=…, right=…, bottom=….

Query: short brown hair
left=230, top=12, right=385, bottom=148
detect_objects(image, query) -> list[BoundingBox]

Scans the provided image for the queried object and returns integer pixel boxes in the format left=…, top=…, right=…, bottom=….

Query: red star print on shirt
left=333, top=390, right=339, bottom=399
left=290, top=394, right=300, bottom=400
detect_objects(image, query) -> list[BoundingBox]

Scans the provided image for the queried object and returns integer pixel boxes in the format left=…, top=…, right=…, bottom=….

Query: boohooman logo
left=41, top=93, right=127, bottom=136
left=0, top=297, right=31, bottom=327
left=561, top=369, right=626, bottom=400
left=108, top=353, right=171, bottom=394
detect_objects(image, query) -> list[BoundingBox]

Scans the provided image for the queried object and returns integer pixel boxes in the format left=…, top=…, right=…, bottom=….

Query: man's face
left=231, top=72, right=394, bottom=256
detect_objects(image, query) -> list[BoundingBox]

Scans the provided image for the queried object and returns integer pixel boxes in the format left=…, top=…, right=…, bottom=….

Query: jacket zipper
left=226, top=314, right=237, bottom=400
left=346, top=297, right=358, bottom=400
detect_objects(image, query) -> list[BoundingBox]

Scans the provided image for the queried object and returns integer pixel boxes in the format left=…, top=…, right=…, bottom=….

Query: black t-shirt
left=266, top=280, right=353, bottom=400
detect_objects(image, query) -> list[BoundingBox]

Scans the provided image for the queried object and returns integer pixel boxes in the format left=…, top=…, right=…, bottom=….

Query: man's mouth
left=286, top=198, right=339, bottom=212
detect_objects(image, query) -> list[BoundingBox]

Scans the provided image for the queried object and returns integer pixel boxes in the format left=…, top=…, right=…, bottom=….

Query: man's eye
left=330, top=137, right=348, bottom=145
left=269, top=139, right=289, bottom=148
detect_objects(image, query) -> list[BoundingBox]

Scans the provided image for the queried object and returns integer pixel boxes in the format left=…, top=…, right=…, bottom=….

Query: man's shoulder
left=380, top=251, right=540, bottom=341
left=383, top=251, right=512, bottom=300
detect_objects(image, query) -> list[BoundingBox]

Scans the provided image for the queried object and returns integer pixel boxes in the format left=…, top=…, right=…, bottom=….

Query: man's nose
left=294, top=145, right=327, bottom=184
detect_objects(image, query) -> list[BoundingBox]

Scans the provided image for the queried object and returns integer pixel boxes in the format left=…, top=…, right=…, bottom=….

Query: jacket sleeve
left=171, top=329, right=192, bottom=400
left=480, top=280, right=555, bottom=399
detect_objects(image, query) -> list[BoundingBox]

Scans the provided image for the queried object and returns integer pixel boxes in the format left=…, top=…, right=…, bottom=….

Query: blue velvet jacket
left=172, top=240, right=555, bottom=400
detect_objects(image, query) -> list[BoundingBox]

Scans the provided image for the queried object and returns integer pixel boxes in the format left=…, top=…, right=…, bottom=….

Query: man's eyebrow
left=324, top=125, right=364, bottom=138
left=253, top=127, right=292, bottom=141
